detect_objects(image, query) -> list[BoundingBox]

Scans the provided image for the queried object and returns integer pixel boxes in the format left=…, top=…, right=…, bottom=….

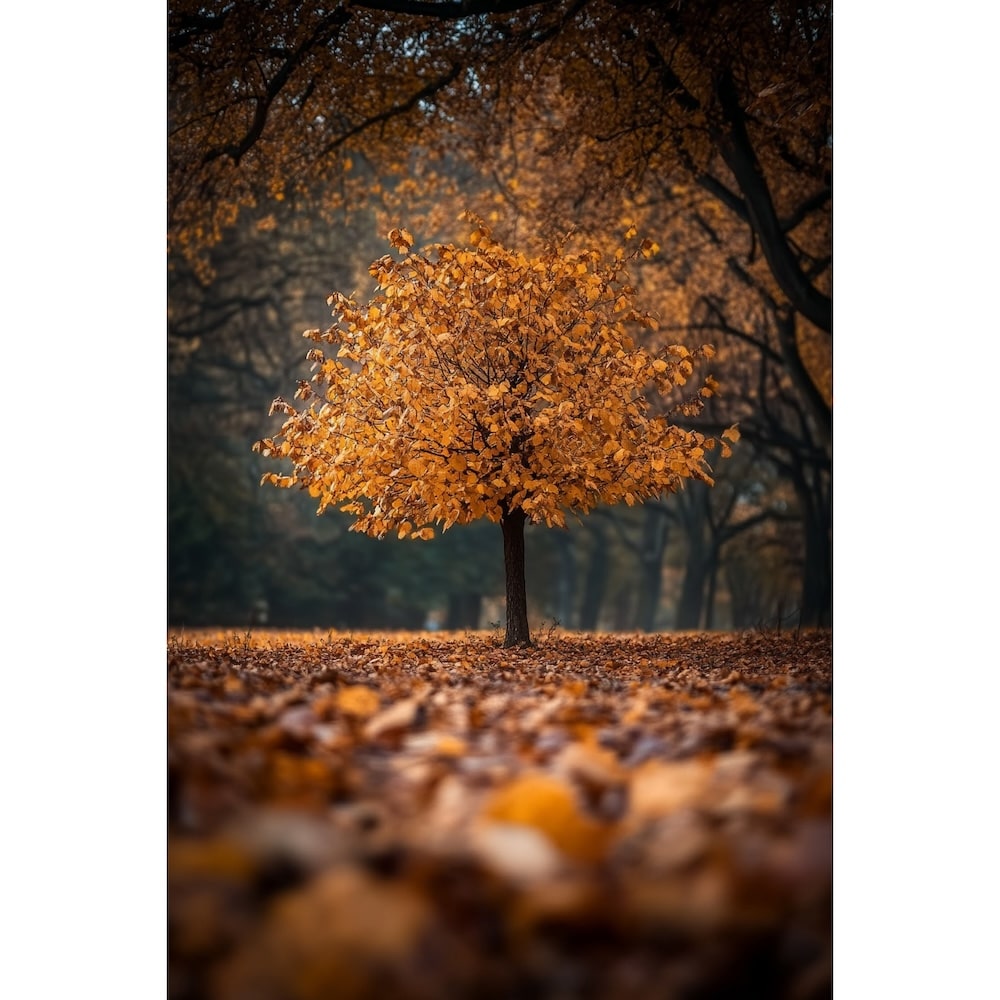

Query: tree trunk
left=635, top=505, right=670, bottom=632
left=579, top=523, right=609, bottom=631
left=799, top=501, right=832, bottom=627
left=675, top=483, right=709, bottom=630
left=501, top=506, right=531, bottom=647
left=704, top=544, right=720, bottom=630
left=787, top=457, right=832, bottom=628
left=676, top=552, right=707, bottom=630
left=445, top=591, right=482, bottom=630
left=554, top=530, right=577, bottom=628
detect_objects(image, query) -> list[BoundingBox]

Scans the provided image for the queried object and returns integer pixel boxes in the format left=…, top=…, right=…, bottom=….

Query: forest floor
left=168, top=628, right=832, bottom=1000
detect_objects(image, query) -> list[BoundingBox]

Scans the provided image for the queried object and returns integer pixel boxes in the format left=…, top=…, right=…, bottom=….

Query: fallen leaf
left=483, top=772, right=612, bottom=863
left=336, top=685, right=381, bottom=719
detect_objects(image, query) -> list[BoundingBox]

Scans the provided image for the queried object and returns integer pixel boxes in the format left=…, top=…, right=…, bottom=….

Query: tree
left=255, top=216, right=735, bottom=646
left=168, top=199, right=402, bottom=627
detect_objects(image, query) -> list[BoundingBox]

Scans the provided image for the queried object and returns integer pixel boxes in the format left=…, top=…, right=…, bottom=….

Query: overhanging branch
left=319, top=62, right=463, bottom=157
left=350, top=0, right=563, bottom=17
left=712, top=70, right=832, bottom=334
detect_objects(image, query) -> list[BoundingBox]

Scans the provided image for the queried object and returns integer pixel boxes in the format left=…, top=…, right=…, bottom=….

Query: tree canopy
left=169, top=0, right=831, bottom=334
left=255, top=218, right=734, bottom=642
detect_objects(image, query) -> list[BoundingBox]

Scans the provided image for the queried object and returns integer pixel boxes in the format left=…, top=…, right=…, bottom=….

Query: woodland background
left=168, top=0, right=832, bottom=636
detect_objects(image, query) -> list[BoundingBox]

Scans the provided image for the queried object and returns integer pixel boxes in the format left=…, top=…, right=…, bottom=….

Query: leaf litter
left=168, top=628, right=832, bottom=999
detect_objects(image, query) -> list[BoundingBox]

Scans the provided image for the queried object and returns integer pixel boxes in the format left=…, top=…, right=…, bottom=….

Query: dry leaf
left=483, top=773, right=612, bottom=863
left=336, top=685, right=381, bottom=719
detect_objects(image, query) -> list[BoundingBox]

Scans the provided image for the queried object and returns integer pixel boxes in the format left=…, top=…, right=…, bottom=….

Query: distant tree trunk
left=579, top=522, right=608, bottom=631
left=635, top=506, right=670, bottom=632
left=798, top=494, right=832, bottom=627
left=612, top=586, right=633, bottom=632
left=787, top=457, right=831, bottom=628
left=501, top=505, right=531, bottom=647
left=445, top=591, right=482, bottom=630
left=554, top=530, right=577, bottom=628
left=704, top=551, right=720, bottom=630
left=676, top=483, right=710, bottom=630
left=676, top=547, right=708, bottom=630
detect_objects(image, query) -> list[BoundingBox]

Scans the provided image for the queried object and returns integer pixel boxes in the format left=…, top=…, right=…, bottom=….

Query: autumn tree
left=255, top=217, right=734, bottom=646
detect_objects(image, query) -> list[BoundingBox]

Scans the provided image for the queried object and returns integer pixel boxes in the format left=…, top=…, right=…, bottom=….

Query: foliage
left=169, top=0, right=831, bottom=330
left=168, top=628, right=832, bottom=998
left=255, top=216, right=737, bottom=539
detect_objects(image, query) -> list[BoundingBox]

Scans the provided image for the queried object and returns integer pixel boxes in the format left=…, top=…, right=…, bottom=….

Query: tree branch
left=319, top=62, right=463, bottom=157
left=350, top=0, right=562, bottom=17
left=711, top=69, right=832, bottom=334
left=199, top=7, right=353, bottom=167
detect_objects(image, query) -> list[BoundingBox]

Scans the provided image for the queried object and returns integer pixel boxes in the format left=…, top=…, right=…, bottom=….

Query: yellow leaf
left=483, top=773, right=610, bottom=863
left=434, top=735, right=468, bottom=757
left=387, top=227, right=413, bottom=251
left=336, top=685, right=381, bottom=719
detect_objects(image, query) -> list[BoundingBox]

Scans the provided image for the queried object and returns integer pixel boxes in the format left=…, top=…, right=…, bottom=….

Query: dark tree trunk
left=704, top=543, right=721, bottom=629
left=612, top=586, right=633, bottom=632
left=676, top=550, right=708, bottom=630
left=798, top=497, right=832, bottom=628
left=786, top=456, right=832, bottom=628
left=445, top=591, right=482, bottom=630
left=675, top=483, right=710, bottom=630
left=501, top=506, right=531, bottom=647
left=554, top=530, right=577, bottom=628
left=579, top=523, right=609, bottom=631
left=635, top=506, right=670, bottom=632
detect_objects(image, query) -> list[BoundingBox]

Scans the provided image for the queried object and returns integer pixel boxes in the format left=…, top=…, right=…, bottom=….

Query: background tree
left=256, top=219, right=734, bottom=645
left=168, top=199, right=406, bottom=626
left=169, top=1, right=830, bottom=310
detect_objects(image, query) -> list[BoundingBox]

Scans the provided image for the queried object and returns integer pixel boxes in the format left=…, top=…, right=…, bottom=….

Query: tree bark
left=501, top=506, right=532, bottom=647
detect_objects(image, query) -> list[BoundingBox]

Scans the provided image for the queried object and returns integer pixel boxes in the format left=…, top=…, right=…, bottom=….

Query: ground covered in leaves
left=168, top=629, right=832, bottom=1000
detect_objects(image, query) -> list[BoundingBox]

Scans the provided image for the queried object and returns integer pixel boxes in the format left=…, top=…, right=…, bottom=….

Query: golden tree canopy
left=169, top=0, right=831, bottom=337
left=255, top=217, right=737, bottom=538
